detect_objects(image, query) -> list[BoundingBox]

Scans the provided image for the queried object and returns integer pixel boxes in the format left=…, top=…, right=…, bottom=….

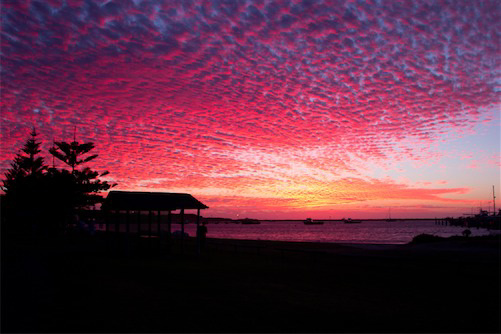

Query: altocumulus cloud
left=1, top=0, right=499, bottom=213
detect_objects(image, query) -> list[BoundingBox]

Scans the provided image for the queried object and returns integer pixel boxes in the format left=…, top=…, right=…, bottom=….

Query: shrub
left=411, top=233, right=444, bottom=244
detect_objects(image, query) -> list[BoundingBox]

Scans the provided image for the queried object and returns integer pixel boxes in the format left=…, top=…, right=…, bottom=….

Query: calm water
left=176, top=220, right=492, bottom=244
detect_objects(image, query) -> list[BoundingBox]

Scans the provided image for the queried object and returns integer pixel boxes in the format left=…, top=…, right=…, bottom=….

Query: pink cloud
left=1, top=0, right=499, bottom=217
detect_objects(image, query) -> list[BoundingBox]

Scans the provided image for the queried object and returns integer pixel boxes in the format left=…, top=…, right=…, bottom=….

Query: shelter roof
left=103, top=191, right=209, bottom=211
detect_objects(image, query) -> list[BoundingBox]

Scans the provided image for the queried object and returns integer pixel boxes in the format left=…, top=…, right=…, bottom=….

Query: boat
left=451, top=186, right=501, bottom=230
left=456, top=209, right=501, bottom=230
left=343, top=218, right=362, bottom=224
left=385, top=208, right=396, bottom=222
left=239, top=218, right=261, bottom=224
left=304, top=218, right=324, bottom=225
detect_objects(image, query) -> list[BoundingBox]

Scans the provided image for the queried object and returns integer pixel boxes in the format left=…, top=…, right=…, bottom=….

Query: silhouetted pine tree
left=49, top=136, right=115, bottom=210
left=3, top=128, right=46, bottom=188
left=2, top=129, right=116, bottom=234
left=49, top=140, right=98, bottom=173
left=2, top=129, right=48, bottom=232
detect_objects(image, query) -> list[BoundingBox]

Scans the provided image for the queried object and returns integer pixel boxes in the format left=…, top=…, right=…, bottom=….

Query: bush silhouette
left=411, top=233, right=444, bottom=244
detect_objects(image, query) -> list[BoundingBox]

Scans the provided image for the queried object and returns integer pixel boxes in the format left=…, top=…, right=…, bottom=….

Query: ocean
left=174, top=219, right=492, bottom=244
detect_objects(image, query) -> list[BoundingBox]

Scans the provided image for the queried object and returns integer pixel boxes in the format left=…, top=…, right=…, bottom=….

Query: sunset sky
left=1, top=0, right=499, bottom=219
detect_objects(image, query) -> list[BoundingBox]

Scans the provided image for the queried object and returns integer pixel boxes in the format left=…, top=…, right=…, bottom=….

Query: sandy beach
left=2, top=233, right=500, bottom=333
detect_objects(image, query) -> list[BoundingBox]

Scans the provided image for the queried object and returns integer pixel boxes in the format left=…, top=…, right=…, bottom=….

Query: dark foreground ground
left=2, top=232, right=500, bottom=333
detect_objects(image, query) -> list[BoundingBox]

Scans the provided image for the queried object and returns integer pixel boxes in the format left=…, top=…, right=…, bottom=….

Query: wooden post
left=196, top=208, right=201, bottom=256
left=167, top=211, right=172, bottom=253
left=104, top=210, right=110, bottom=252
left=115, top=210, right=119, bottom=233
left=157, top=210, right=162, bottom=248
left=148, top=210, right=152, bottom=249
left=115, top=210, right=120, bottom=251
left=105, top=211, right=109, bottom=234
left=126, top=210, right=130, bottom=234
left=167, top=211, right=172, bottom=236
left=137, top=210, right=141, bottom=237
left=181, top=209, right=185, bottom=254
left=126, top=210, right=130, bottom=255
left=148, top=211, right=152, bottom=238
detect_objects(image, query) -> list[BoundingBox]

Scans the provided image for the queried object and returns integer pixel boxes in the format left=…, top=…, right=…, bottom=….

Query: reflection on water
left=177, top=220, right=492, bottom=244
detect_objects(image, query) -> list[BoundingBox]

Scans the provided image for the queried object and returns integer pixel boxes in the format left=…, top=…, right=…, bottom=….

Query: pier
left=435, top=211, right=501, bottom=230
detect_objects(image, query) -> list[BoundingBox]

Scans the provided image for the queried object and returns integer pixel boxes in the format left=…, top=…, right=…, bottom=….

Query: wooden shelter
left=104, top=191, right=208, bottom=212
left=103, top=191, right=209, bottom=254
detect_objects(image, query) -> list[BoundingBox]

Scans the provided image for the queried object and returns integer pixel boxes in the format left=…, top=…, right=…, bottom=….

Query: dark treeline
left=1, top=129, right=115, bottom=235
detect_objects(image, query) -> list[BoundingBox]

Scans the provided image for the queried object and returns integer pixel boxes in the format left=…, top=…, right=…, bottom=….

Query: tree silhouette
left=2, top=129, right=116, bottom=234
left=49, top=136, right=115, bottom=210
left=2, top=128, right=46, bottom=195
left=49, top=140, right=97, bottom=173
left=2, top=128, right=46, bottom=191
left=2, top=129, right=48, bottom=232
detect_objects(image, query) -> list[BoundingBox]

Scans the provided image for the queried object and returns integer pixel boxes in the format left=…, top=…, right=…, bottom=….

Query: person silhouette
left=198, top=223, right=208, bottom=249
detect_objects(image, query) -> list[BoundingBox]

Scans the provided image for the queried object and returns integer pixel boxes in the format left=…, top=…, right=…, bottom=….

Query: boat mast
left=493, top=185, right=496, bottom=215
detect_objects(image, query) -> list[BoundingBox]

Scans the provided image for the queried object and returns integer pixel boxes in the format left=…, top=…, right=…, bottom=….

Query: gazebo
left=103, top=191, right=209, bottom=254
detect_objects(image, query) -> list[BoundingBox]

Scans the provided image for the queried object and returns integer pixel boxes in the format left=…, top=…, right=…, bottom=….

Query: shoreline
left=200, top=234, right=500, bottom=257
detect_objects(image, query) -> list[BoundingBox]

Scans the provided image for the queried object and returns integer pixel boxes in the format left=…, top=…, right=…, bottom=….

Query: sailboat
left=385, top=208, right=396, bottom=222
left=461, top=186, right=501, bottom=230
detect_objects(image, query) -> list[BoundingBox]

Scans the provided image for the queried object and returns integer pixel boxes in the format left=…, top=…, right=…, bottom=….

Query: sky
left=1, top=0, right=500, bottom=219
